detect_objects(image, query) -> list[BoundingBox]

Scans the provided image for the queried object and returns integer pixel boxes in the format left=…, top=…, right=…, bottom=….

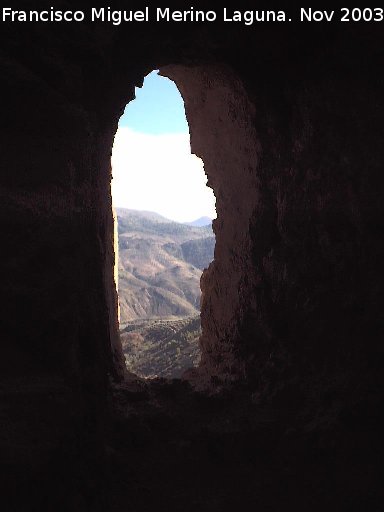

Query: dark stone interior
left=1, top=6, right=383, bottom=511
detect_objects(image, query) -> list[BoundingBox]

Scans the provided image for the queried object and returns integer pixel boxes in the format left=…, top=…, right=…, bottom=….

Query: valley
left=116, top=208, right=215, bottom=377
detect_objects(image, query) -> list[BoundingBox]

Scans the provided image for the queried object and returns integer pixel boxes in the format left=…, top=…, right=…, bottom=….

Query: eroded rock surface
left=0, top=11, right=383, bottom=511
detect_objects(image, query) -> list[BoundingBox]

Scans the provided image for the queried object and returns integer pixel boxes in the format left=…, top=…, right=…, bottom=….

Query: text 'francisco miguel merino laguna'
left=2, top=8, right=289, bottom=25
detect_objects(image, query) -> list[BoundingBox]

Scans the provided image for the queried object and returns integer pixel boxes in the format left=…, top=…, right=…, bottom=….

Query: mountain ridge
left=117, top=208, right=215, bottom=324
left=183, top=216, right=213, bottom=227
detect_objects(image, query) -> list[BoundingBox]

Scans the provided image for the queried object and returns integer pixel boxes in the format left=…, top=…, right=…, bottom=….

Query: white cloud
left=111, top=127, right=216, bottom=223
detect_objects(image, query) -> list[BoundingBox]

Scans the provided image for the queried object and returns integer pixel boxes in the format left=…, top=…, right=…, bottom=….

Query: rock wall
left=162, top=53, right=384, bottom=398
left=0, top=20, right=127, bottom=509
left=0, top=10, right=383, bottom=509
left=161, top=64, right=261, bottom=381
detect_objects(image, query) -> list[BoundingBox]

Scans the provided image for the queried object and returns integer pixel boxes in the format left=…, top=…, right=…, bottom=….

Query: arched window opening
left=111, top=70, right=216, bottom=379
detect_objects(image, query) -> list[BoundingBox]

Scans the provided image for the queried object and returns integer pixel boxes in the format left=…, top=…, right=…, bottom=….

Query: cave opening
left=111, top=70, right=216, bottom=379
left=1, top=19, right=382, bottom=511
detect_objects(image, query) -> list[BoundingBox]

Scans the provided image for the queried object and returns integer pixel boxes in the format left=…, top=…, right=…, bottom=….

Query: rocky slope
left=120, top=316, right=201, bottom=378
left=116, top=208, right=215, bottom=324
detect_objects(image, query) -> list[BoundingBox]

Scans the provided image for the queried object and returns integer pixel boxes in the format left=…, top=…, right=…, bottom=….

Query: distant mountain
left=184, top=216, right=213, bottom=227
left=117, top=208, right=215, bottom=324
left=115, top=208, right=174, bottom=224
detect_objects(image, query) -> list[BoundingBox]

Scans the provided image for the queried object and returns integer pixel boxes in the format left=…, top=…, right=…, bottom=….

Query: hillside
left=120, top=316, right=201, bottom=378
left=116, top=208, right=215, bottom=324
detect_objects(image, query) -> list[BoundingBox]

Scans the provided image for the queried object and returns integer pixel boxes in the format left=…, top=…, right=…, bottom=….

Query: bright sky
left=111, top=70, right=216, bottom=223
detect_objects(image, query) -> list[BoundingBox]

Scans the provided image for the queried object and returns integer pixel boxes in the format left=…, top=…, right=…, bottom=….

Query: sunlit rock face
left=0, top=9, right=383, bottom=511
left=160, top=64, right=260, bottom=382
